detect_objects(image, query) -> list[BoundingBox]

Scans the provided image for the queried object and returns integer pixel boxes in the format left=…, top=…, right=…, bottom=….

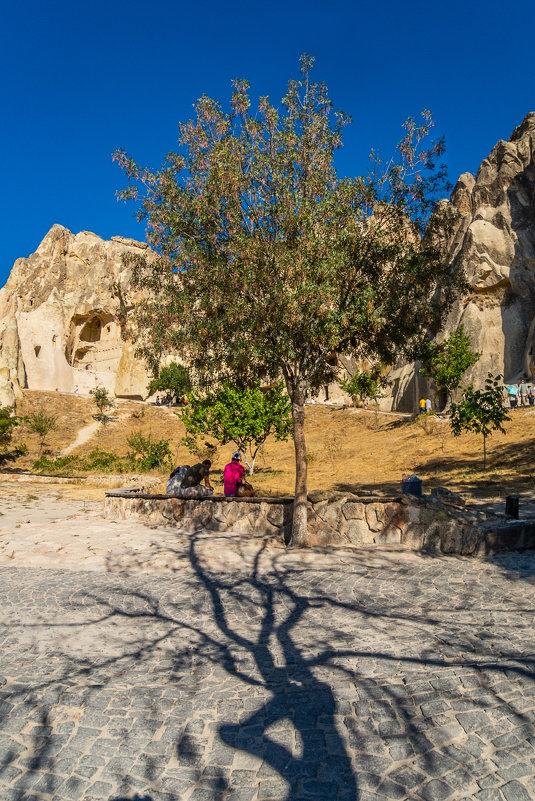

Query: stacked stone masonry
left=104, top=489, right=535, bottom=555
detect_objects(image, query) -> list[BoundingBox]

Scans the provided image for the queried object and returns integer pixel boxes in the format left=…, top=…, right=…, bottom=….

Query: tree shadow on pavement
left=1, top=540, right=535, bottom=800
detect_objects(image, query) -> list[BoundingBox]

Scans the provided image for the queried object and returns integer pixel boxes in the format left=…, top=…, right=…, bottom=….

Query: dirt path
left=60, top=418, right=101, bottom=455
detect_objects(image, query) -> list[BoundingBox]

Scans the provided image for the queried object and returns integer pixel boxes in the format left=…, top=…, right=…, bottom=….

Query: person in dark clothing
left=180, top=460, right=212, bottom=489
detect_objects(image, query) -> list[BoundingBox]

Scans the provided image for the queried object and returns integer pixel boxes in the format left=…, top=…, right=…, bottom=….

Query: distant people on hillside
left=506, top=384, right=519, bottom=409
left=419, top=397, right=426, bottom=414
left=425, top=398, right=432, bottom=413
left=530, top=385, right=535, bottom=406
left=519, top=378, right=529, bottom=406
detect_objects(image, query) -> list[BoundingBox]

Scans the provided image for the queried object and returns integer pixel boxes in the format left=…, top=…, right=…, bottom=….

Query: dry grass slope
left=8, top=390, right=535, bottom=499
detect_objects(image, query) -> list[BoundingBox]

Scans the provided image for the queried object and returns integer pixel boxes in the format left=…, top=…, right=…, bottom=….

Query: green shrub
left=82, top=450, right=127, bottom=473
left=33, top=454, right=80, bottom=473
left=127, top=432, right=173, bottom=472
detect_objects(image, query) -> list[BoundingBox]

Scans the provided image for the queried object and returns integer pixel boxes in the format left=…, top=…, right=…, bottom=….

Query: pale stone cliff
left=0, top=225, right=151, bottom=406
left=389, top=112, right=535, bottom=411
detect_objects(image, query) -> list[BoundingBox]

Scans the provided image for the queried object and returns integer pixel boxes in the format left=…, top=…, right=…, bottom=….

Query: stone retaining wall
left=104, top=488, right=535, bottom=555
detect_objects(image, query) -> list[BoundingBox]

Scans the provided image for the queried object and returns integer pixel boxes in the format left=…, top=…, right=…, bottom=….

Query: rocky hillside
left=390, top=112, right=535, bottom=411
left=0, top=225, right=150, bottom=406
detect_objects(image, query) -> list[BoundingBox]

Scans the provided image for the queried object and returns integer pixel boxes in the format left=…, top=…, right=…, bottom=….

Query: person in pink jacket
left=223, top=451, right=245, bottom=496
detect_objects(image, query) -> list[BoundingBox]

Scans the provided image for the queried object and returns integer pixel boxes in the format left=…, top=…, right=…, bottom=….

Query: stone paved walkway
left=1, top=487, right=535, bottom=800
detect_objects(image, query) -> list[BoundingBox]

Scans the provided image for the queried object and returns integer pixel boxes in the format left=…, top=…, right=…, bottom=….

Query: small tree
left=339, top=366, right=387, bottom=428
left=27, top=411, right=57, bottom=454
left=89, top=387, right=114, bottom=422
left=420, top=325, right=480, bottom=407
left=181, top=383, right=293, bottom=475
left=147, top=363, right=191, bottom=403
left=450, top=374, right=510, bottom=470
left=339, top=367, right=381, bottom=406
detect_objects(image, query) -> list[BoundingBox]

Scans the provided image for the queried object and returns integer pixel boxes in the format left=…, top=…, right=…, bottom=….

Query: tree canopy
left=181, top=383, right=293, bottom=475
left=147, top=363, right=191, bottom=403
left=115, top=55, right=465, bottom=544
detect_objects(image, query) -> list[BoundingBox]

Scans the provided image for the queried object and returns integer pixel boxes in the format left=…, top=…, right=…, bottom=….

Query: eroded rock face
left=0, top=224, right=151, bottom=404
left=389, top=112, right=535, bottom=411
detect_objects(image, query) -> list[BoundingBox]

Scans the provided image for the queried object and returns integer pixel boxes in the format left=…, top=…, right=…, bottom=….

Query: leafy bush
left=339, top=367, right=384, bottom=406
left=83, top=450, right=127, bottom=472
left=32, top=454, right=80, bottom=473
left=0, top=406, right=26, bottom=465
left=127, top=432, right=173, bottom=472
left=33, top=451, right=127, bottom=474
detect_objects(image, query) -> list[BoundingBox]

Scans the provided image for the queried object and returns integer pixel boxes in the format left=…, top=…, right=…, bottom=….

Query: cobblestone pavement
left=1, top=493, right=535, bottom=800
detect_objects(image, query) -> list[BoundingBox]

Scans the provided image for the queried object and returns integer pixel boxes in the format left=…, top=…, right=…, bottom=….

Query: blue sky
left=1, top=0, right=534, bottom=285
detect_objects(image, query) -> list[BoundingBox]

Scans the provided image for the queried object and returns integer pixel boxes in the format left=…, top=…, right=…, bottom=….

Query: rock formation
left=389, top=112, right=535, bottom=411
left=0, top=225, right=151, bottom=406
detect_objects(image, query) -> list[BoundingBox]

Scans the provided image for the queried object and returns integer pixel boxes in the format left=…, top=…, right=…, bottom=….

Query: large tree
left=114, top=55, right=464, bottom=545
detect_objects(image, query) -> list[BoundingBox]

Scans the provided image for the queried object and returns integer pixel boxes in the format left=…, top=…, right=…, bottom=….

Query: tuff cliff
left=389, top=112, right=535, bottom=411
left=0, top=224, right=151, bottom=406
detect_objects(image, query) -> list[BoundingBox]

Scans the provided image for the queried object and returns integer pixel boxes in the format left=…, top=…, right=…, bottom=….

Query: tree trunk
left=290, top=389, right=308, bottom=547
left=483, top=434, right=487, bottom=470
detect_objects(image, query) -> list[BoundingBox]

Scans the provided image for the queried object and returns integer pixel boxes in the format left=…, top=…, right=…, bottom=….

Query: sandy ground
left=0, top=478, right=430, bottom=577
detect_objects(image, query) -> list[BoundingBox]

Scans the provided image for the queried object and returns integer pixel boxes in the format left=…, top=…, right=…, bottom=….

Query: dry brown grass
left=9, top=390, right=535, bottom=500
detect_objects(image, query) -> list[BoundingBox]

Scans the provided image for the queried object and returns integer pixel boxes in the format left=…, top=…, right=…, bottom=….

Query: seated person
left=223, top=451, right=245, bottom=497
left=167, top=460, right=213, bottom=497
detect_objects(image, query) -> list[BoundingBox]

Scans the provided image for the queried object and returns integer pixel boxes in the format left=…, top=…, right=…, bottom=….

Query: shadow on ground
left=1, top=538, right=535, bottom=800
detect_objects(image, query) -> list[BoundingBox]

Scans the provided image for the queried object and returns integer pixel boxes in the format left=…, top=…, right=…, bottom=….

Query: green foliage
left=26, top=410, right=57, bottom=453
left=420, top=326, right=480, bottom=403
left=450, top=374, right=510, bottom=469
left=0, top=407, right=20, bottom=449
left=115, top=55, right=466, bottom=543
left=339, top=366, right=385, bottom=405
left=181, top=383, right=293, bottom=474
left=32, top=453, right=81, bottom=473
left=89, top=387, right=114, bottom=422
left=0, top=406, right=26, bottom=464
left=147, top=363, right=191, bottom=402
left=32, top=444, right=172, bottom=475
left=126, top=431, right=173, bottom=472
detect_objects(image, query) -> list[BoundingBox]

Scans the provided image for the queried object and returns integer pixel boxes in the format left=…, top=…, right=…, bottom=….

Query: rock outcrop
left=389, top=112, right=535, bottom=411
left=0, top=225, right=151, bottom=406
